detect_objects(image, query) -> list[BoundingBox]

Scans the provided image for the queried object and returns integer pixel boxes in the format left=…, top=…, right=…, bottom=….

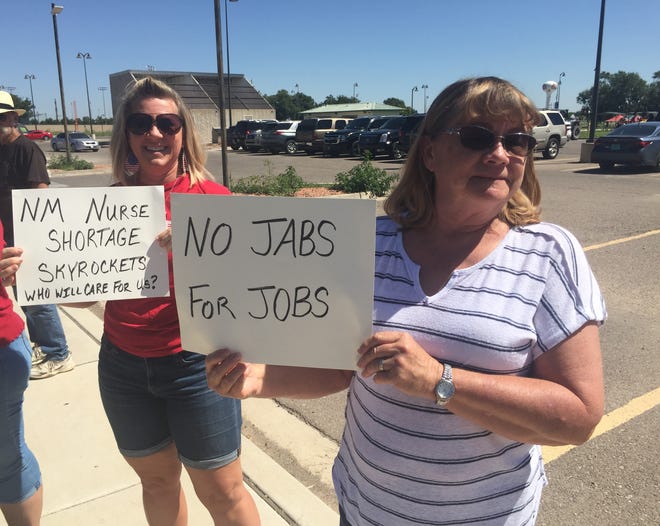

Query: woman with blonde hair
left=206, top=76, right=605, bottom=525
left=97, top=77, right=259, bottom=525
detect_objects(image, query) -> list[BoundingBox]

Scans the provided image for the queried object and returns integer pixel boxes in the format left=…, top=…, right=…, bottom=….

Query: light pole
left=421, top=84, right=429, bottom=113
left=410, top=86, right=418, bottom=112
left=555, top=72, right=565, bottom=110
left=51, top=3, right=71, bottom=161
left=224, top=0, right=238, bottom=128
left=98, top=86, right=108, bottom=132
left=214, top=0, right=229, bottom=187
left=76, top=52, right=94, bottom=137
left=24, top=74, right=37, bottom=129
left=353, top=82, right=358, bottom=99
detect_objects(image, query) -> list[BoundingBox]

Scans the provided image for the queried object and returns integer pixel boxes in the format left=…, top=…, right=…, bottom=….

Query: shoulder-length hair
left=110, top=76, right=211, bottom=186
left=385, top=76, right=542, bottom=228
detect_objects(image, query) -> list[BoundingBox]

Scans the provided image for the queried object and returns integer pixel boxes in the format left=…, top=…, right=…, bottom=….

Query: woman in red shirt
left=0, top=220, right=43, bottom=525
left=83, top=77, right=259, bottom=525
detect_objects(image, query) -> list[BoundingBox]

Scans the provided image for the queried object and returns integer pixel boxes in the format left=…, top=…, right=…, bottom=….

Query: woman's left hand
left=156, top=227, right=172, bottom=251
left=0, top=246, right=23, bottom=288
left=357, top=331, right=443, bottom=401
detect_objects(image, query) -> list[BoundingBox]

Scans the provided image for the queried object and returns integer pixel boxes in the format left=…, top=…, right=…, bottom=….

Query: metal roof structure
left=108, top=70, right=273, bottom=116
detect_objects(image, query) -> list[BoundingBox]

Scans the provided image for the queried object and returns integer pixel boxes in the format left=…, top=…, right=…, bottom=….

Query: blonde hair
left=385, top=76, right=542, bottom=228
left=110, top=76, right=211, bottom=186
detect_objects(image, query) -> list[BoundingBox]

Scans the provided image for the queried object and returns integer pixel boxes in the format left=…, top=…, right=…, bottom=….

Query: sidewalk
left=10, top=303, right=339, bottom=526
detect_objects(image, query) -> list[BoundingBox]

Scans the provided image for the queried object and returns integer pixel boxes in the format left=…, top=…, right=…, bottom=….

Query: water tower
left=542, top=81, right=558, bottom=109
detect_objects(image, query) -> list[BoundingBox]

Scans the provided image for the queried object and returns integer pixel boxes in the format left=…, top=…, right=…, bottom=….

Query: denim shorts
left=98, top=336, right=242, bottom=470
left=0, top=332, right=42, bottom=503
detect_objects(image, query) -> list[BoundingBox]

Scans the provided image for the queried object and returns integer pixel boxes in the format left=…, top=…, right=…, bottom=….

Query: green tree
left=577, top=71, right=648, bottom=116
left=383, top=97, right=406, bottom=108
left=646, top=71, right=660, bottom=112
left=265, top=89, right=316, bottom=120
left=323, top=94, right=358, bottom=105
left=10, top=94, right=33, bottom=123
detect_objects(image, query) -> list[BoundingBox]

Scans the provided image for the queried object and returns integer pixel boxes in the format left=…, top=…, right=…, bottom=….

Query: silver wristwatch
left=434, top=363, right=455, bottom=406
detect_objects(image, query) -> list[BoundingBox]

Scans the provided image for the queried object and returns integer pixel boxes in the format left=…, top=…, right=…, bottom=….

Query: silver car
left=591, top=122, right=660, bottom=172
left=51, top=132, right=99, bottom=152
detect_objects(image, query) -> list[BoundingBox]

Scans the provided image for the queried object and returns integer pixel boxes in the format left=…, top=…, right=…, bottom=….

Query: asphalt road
left=44, top=140, right=660, bottom=525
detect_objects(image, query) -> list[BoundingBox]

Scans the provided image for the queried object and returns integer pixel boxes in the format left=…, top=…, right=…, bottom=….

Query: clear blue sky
left=3, top=0, right=658, bottom=121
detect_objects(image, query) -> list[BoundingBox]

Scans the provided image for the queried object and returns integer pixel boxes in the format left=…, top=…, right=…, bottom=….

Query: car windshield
left=607, top=124, right=659, bottom=137
left=345, top=118, right=371, bottom=130
left=69, top=133, right=91, bottom=139
left=380, top=117, right=406, bottom=129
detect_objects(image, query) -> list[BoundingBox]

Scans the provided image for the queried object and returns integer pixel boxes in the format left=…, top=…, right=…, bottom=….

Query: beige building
left=109, top=70, right=275, bottom=143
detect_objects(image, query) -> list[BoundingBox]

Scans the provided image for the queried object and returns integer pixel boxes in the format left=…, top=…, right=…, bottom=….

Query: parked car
left=24, top=129, right=54, bottom=140
left=244, top=121, right=280, bottom=152
left=532, top=110, right=568, bottom=159
left=51, top=132, right=99, bottom=152
left=261, top=121, right=301, bottom=154
left=591, top=122, right=660, bottom=172
left=295, top=117, right=351, bottom=154
left=232, top=119, right=277, bottom=150
left=398, top=114, right=426, bottom=156
left=357, top=116, right=408, bottom=159
left=323, top=116, right=389, bottom=157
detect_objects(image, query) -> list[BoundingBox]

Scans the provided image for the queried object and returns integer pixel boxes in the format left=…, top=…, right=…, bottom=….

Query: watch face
left=435, top=379, right=455, bottom=404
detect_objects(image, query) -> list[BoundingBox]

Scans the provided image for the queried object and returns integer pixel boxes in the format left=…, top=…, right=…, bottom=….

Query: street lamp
left=51, top=3, right=71, bottom=161
left=76, top=52, right=94, bottom=137
left=410, top=86, right=418, bottom=111
left=214, top=0, right=230, bottom=187
left=421, top=84, right=429, bottom=112
left=24, top=74, right=37, bottom=129
left=224, top=0, right=238, bottom=128
left=353, top=82, right=358, bottom=99
left=555, top=72, right=565, bottom=109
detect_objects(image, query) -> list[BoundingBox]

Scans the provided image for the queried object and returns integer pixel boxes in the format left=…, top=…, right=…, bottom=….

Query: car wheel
left=285, top=140, right=297, bottom=155
left=42, top=136, right=50, bottom=141
left=542, top=138, right=559, bottom=159
left=52, top=143, right=59, bottom=151
left=572, top=126, right=580, bottom=140
left=598, top=161, right=615, bottom=170
left=351, top=142, right=360, bottom=157
left=391, top=142, right=403, bottom=160
left=653, top=156, right=660, bottom=173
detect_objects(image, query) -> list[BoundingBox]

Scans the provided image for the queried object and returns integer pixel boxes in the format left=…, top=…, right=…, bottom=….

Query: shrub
left=47, top=155, right=94, bottom=171
left=332, top=157, right=397, bottom=197
left=231, top=163, right=306, bottom=196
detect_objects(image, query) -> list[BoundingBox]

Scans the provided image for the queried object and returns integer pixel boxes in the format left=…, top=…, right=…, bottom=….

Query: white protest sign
left=12, top=186, right=169, bottom=306
left=171, top=194, right=375, bottom=370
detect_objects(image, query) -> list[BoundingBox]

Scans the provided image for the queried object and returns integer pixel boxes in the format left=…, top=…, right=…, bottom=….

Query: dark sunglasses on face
left=126, top=113, right=183, bottom=136
left=0, top=113, right=10, bottom=121
left=441, top=125, right=537, bottom=156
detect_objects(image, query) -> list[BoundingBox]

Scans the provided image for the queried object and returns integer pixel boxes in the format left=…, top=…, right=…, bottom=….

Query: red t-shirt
left=103, top=175, right=230, bottom=357
left=0, top=220, right=25, bottom=346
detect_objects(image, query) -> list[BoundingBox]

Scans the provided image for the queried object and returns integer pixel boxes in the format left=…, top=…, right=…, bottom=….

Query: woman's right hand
left=205, top=349, right=266, bottom=399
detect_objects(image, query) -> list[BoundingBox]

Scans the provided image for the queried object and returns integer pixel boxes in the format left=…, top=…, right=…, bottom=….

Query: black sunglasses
left=441, top=125, right=536, bottom=156
left=126, top=113, right=183, bottom=136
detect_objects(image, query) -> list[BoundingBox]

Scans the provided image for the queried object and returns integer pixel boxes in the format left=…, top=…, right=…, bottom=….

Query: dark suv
left=357, top=116, right=408, bottom=159
left=231, top=119, right=277, bottom=150
left=323, top=116, right=389, bottom=157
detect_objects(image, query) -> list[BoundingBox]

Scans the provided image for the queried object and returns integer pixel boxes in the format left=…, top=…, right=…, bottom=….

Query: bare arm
left=357, top=323, right=604, bottom=446
left=205, top=349, right=353, bottom=400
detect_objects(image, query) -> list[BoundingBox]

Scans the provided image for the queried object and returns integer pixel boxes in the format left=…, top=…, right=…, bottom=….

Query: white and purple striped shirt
left=333, top=216, right=606, bottom=525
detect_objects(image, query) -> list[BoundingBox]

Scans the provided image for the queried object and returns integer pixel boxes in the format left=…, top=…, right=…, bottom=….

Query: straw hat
left=0, top=91, right=26, bottom=116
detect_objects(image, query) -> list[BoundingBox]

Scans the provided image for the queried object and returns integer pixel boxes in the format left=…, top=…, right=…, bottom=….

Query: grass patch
left=47, top=155, right=95, bottom=171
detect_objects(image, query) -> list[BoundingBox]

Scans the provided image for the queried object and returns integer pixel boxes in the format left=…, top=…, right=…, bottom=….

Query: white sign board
left=12, top=186, right=169, bottom=305
left=171, top=194, right=376, bottom=370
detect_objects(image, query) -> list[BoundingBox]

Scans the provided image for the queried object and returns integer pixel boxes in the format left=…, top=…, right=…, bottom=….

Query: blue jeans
left=21, top=303, right=69, bottom=361
left=98, top=336, right=242, bottom=469
left=0, top=332, right=42, bottom=503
